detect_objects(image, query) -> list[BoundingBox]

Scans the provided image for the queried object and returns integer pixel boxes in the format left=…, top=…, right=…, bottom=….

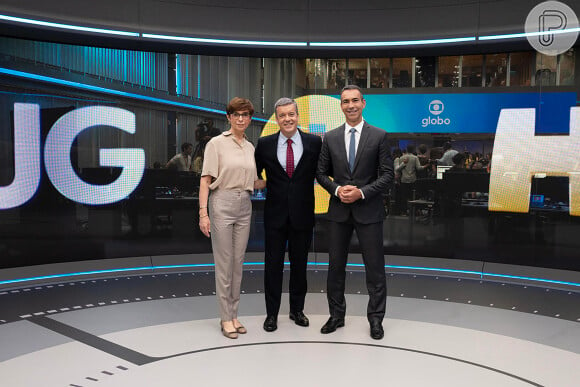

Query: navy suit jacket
left=316, top=122, right=393, bottom=224
left=255, top=130, right=322, bottom=230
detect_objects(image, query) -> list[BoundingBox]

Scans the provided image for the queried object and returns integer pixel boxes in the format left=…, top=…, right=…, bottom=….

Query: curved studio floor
left=0, top=255, right=579, bottom=387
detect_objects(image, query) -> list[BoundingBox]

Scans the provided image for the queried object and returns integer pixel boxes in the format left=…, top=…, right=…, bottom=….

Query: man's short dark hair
left=274, top=97, right=298, bottom=117
left=341, top=84, right=364, bottom=99
left=181, top=142, right=193, bottom=152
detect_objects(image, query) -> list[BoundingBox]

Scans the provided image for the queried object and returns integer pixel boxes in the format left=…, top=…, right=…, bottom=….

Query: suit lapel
left=335, top=124, right=350, bottom=173
left=268, top=132, right=288, bottom=177
left=293, top=130, right=309, bottom=175
left=352, top=122, right=370, bottom=172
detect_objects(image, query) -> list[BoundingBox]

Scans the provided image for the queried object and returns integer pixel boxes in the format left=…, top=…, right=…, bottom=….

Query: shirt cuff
left=359, top=189, right=365, bottom=200
left=334, top=186, right=341, bottom=197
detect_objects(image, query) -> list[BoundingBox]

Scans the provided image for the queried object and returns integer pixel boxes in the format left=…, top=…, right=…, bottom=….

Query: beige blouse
left=201, top=131, right=258, bottom=192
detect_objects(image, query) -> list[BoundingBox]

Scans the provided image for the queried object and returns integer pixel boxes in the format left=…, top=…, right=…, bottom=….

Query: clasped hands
left=337, top=185, right=362, bottom=204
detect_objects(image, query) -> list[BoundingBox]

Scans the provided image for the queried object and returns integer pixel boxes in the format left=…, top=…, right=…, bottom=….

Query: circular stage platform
left=0, top=261, right=579, bottom=386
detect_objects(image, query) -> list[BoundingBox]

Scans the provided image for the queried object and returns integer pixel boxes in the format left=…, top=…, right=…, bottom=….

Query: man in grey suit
left=316, top=85, right=393, bottom=340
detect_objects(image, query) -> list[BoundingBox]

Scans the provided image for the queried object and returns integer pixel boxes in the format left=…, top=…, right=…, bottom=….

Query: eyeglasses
left=232, top=112, right=251, bottom=119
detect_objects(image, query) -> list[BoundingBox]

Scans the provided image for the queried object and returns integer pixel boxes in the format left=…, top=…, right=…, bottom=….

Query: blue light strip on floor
left=0, top=67, right=271, bottom=123
left=385, top=265, right=482, bottom=277
left=0, top=14, right=139, bottom=37
left=0, top=265, right=213, bottom=285
left=1, top=262, right=578, bottom=288
left=483, top=272, right=580, bottom=287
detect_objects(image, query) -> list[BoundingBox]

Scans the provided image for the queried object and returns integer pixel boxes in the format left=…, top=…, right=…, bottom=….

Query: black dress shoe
left=263, top=315, right=277, bottom=332
left=320, top=317, right=345, bottom=334
left=289, top=311, right=309, bottom=327
left=369, top=321, right=384, bottom=340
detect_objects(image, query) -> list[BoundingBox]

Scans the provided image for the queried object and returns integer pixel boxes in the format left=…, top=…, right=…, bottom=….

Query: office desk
left=408, top=200, right=435, bottom=224
left=126, top=195, right=265, bottom=239
left=407, top=199, right=435, bottom=245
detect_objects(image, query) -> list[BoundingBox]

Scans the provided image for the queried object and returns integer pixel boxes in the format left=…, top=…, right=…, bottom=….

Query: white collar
left=278, top=130, right=301, bottom=144
left=345, top=120, right=364, bottom=132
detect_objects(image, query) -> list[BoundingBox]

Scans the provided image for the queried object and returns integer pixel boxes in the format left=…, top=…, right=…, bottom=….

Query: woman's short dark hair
left=226, top=97, right=255, bottom=116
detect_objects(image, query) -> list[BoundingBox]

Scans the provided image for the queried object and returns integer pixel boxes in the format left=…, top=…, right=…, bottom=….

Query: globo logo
left=428, top=99, right=444, bottom=115
left=421, top=116, right=451, bottom=127
left=422, top=99, right=451, bottom=128
left=0, top=104, right=145, bottom=210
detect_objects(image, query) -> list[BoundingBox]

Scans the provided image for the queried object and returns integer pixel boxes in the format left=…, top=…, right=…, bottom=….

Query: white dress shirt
left=344, top=120, right=364, bottom=164
left=335, top=120, right=366, bottom=199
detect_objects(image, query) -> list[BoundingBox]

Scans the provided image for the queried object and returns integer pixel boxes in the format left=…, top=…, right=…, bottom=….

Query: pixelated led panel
left=489, top=108, right=580, bottom=216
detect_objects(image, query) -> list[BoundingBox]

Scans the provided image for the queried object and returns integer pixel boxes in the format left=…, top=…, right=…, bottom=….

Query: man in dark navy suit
left=316, top=85, right=393, bottom=339
left=255, top=97, right=322, bottom=332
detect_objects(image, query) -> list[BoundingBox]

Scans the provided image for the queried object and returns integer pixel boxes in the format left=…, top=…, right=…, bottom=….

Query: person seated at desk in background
left=397, top=144, right=429, bottom=216
left=436, top=142, right=458, bottom=166
left=448, top=152, right=466, bottom=172
left=467, top=152, right=490, bottom=172
left=166, top=142, right=193, bottom=171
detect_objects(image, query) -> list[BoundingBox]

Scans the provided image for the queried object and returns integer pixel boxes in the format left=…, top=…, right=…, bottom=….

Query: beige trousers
left=209, top=189, right=252, bottom=321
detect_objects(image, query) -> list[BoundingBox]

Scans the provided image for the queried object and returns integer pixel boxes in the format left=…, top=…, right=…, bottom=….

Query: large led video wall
left=259, top=92, right=580, bottom=216
left=1, top=49, right=580, bottom=272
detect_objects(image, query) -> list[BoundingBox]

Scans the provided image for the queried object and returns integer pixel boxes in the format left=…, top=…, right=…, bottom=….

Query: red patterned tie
left=286, top=139, right=294, bottom=178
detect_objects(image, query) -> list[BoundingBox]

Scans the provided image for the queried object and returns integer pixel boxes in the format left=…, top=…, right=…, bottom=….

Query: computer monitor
left=436, top=165, right=452, bottom=180
left=530, top=176, right=569, bottom=208
left=530, top=194, right=545, bottom=208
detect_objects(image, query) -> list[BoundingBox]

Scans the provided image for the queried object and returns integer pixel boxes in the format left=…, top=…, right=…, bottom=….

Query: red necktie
left=286, top=139, right=294, bottom=178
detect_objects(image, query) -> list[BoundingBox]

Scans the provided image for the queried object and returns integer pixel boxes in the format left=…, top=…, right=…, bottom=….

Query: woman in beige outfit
left=198, top=97, right=265, bottom=339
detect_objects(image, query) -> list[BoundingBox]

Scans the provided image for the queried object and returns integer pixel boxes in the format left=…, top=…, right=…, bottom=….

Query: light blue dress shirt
left=277, top=130, right=303, bottom=173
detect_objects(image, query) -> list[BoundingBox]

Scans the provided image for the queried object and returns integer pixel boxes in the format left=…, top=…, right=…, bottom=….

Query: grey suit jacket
left=316, top=122, right=393, bottom=224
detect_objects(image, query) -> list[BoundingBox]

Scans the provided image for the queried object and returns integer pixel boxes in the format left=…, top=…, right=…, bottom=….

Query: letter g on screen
left=0, top=104, right=145, bottom=209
